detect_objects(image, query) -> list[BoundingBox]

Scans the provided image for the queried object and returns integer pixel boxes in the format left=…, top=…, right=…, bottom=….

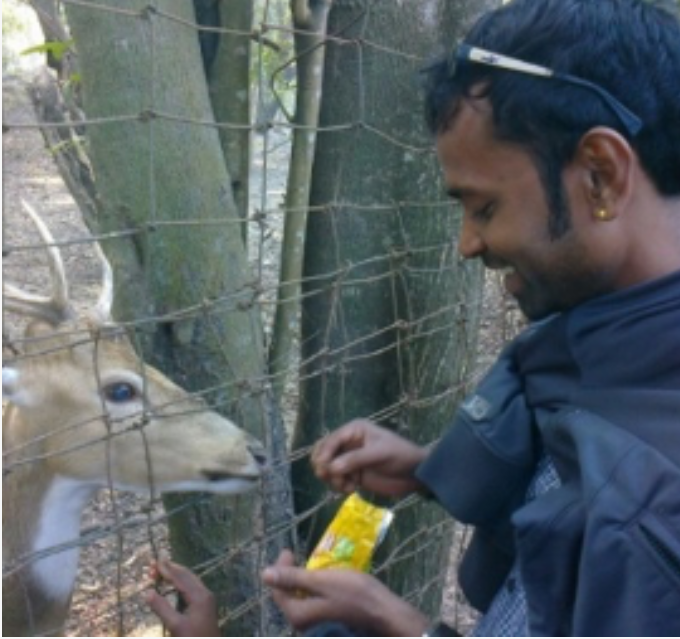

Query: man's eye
left=103, top=382, right=138, bottom=403
left=474, top=203, right=495, bottom=222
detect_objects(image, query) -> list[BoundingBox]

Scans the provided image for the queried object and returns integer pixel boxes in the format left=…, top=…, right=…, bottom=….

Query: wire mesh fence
left=2, top=1, right=518, bottom=636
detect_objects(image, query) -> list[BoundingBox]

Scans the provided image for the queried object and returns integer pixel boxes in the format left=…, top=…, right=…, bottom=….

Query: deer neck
left=31, top=476, right=95, bottom=600
left=3, top=420, right=98, bottom=633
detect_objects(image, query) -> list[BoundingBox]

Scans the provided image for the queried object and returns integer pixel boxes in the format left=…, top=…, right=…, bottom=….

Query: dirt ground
left=3, top=69, right=518, bottom=636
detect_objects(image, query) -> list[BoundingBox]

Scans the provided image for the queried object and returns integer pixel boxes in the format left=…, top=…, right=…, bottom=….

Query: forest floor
left=3, top=72, right=520, bottom=637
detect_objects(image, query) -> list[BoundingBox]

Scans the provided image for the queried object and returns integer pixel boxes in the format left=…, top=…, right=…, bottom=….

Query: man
left=147, top=0, right=680, bottom=635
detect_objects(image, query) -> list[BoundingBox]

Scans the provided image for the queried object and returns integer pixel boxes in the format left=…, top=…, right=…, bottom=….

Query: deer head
left=2, top=201, right=267, bottom=636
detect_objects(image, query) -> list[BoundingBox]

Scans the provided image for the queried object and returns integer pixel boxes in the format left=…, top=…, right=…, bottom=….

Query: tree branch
left=268, top=0, right=332, bottom=397
left=28, top=69, right=99, bottom=233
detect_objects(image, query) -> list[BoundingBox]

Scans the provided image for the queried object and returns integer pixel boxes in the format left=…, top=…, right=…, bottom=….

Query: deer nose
left=248, top=440, right=268, bottom=469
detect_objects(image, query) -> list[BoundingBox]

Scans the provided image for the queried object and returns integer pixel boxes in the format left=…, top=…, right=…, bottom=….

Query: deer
left=2, top=201, right=268, bottom=637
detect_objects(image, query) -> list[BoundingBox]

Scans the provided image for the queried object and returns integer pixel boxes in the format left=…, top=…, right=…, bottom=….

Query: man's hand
left=262, top=550, right=429, bottom=636
left=145, top=560, right=220, bottom=637
left=312, top=419, right=428, bottom=497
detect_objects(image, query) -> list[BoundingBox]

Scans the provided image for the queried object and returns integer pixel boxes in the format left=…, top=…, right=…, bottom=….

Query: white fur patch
left=2, top=367, right=36, bottom=407
left=31, top=477, right=96, bottom=602
left=3, top=367, right=23, bottom=402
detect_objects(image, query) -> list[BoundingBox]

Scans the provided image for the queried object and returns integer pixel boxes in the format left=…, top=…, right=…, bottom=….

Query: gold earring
left=594, top=208, right=613, bottom=221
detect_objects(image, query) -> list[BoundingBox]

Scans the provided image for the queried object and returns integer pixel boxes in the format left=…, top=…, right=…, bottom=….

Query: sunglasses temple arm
left=553, top=71, right=643, bottom=136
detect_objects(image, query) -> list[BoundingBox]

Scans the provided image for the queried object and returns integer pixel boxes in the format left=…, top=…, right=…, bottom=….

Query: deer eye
left=103, top=382, right=138, bottom=403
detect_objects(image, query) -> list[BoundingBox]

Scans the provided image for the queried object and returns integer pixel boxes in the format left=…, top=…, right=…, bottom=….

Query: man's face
left=436, top=100, right=621, bottom=320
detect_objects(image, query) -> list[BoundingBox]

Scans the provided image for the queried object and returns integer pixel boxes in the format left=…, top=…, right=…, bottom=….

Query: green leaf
left=21, top=40, right=74, bottom=62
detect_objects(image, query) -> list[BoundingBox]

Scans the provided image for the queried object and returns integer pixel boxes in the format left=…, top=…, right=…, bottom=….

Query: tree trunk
left=207, top=0, right=253, bottom=241
left=63, top=1, right=291, bottom=634
left=295, top=0, right=496, bottom=620
left=268, top=0, right=332, bottom=397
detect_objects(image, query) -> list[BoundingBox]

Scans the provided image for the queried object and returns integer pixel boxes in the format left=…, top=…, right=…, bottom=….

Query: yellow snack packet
left=306, top=492, right=394, bottom=572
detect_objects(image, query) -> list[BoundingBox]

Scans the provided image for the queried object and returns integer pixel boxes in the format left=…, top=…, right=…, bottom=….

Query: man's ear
left=575, top=127, right=636, bottom=218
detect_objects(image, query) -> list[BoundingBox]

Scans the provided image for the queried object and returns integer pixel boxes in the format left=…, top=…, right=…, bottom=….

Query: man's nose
left=457, top=217, right=485, bottom=259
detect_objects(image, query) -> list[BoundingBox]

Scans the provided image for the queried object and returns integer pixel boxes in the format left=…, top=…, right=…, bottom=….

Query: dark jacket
left=416, top=270, right=680, bottom=636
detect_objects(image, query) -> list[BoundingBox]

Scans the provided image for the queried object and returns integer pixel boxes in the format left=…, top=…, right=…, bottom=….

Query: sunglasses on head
left=451, top=44, right=643, bottom=137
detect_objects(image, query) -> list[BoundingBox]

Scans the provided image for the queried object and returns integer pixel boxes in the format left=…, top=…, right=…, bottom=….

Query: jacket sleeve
left=415, top=338, right=539, bottom=525
left=414, top=337, right=540, bottom=611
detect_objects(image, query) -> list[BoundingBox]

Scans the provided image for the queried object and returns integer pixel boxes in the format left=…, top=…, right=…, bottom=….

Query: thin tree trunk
left=29, top=0, right=77, bottom=78
left=28, top=70, right=98, bottom=231
left=268, top=0, right=332, bottom=398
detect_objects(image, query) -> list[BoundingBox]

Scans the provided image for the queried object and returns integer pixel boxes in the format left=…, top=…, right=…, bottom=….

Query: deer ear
left=2, top=368, right=34, bottom=407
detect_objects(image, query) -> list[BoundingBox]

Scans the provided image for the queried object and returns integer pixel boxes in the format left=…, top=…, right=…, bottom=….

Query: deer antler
left=4, top=200, right=116, bottom=328
left=3, top=200, right=74, bottom=326
left=92, top=242, right=113, bottom=324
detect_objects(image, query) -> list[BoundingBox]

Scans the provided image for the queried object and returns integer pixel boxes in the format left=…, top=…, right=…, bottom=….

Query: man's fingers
left=312, top=421, right=367, bottom=469
left=262, top=565, right=302, bottom=590
left=273, top=548, right=297, bottom=568
left=145, top=590, right=184, bottom=630
left=263, top=550, right=317, bottom=594
left=155, top=560, right=212, bottom=605
left=325, top=445, right=378, bottom=481
left=324, top=470, right=360, bottom=494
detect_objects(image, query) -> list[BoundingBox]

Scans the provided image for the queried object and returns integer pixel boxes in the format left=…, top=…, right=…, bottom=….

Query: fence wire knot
left=140, top=5, right=158, bottom=21
left=138, top=109, right=157, bottom=122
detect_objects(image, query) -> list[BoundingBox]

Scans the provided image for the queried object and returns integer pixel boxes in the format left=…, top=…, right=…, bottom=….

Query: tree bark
left=63, top=1, right=292, bottom=634
left=295, top=0, right=496, bottom=620
left=207, top=0, right=253, bottom=241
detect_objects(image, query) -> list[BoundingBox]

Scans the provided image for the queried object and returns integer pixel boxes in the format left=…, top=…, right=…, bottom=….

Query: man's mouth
left=497, top=266, right=522, bottom=296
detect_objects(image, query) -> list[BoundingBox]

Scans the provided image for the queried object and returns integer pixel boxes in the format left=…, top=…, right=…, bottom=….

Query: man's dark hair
left=424, top=0, right=680, bottom=238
